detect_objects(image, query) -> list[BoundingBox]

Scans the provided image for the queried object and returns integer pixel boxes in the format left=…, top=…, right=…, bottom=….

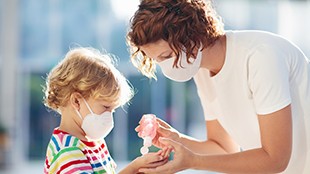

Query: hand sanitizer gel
left=140, top=114, right=157, bottom=155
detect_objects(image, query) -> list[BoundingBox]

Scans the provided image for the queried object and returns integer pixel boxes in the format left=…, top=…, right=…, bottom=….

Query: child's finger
left=143, top=153, right=163, bottom=163
left=160, top=146, right=169, bottom=159
left=164, top=146, right=173, bottom=158
left=156, top=149, right=163, bottom=155
left=156, top=146, right=170, bottom=159
left=158, top=146, right=167, bottom=156
left=147, top=158, right=168, bottom=168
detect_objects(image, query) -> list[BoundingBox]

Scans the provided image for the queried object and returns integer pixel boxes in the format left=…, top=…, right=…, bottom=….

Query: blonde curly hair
left=43, top=47, right=134, bottom=114
left=127, top=0, right=224, bottom=79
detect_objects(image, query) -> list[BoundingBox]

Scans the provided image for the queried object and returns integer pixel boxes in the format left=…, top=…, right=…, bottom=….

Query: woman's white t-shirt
left=194, top=30, right=310, bottom=173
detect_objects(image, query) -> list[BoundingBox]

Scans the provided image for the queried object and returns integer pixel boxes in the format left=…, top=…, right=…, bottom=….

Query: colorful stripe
left=44, top=128, right=116, bottom=174
left=66, top=166, right=94, bottom=174
left=57, top=160, right=92, bottom=174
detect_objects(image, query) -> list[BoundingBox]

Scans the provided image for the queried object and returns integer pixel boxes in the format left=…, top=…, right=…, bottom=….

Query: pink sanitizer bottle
left=140, top=114, right=157, bottom=155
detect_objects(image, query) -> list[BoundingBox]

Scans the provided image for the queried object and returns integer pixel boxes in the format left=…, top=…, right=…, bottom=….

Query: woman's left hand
left=138, top=137, right=197, bottom=174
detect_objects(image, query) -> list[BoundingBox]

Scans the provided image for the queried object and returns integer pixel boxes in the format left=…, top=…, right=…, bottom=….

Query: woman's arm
left=139, top=105, right=292, bottom=174
left=193, top=104, right=292, bottom=173
left=139, top=117, right=240, bottom=154
left=179, top=119, right=240, bottom=154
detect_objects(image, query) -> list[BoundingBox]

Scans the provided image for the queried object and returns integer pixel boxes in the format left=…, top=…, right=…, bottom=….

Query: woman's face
left=140, top=39, right=176, bottom=63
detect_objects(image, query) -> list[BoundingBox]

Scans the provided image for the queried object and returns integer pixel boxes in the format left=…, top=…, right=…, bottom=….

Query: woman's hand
left=138, top=137, right=197, bottom=174
left=135, top=117, right=181, bottom=149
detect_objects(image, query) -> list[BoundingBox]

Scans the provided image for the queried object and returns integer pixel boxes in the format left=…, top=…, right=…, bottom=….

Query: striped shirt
left=44, top=128, right=116, bottom=174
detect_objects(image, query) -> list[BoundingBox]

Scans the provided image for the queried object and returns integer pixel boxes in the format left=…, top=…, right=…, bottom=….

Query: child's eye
left=104, top=106, right=110, bottom=109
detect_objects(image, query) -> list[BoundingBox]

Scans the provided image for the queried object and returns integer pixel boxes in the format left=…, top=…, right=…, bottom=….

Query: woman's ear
left=70, top=92, right=82, bottom=111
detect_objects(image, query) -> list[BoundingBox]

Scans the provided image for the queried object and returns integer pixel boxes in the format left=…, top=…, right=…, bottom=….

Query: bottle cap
left=140, top=146, right=149, bottom=155
left=143, top=136, right=152, bottom=147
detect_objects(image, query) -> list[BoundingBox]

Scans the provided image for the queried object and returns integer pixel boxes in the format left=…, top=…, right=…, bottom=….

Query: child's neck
left=59, top=108, right=89, bottom=141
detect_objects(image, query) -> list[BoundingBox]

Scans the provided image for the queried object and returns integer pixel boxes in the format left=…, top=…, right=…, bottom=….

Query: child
left=43, top=47, right=170, bottom=174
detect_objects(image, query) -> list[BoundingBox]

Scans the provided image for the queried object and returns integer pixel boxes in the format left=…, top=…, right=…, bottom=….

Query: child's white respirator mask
left=76, top=98, right=114, bottom=141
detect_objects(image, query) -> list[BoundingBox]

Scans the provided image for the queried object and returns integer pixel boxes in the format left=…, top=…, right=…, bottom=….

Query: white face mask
left=76, top=98, right=114, bottom=141
left=158, top=45, right=202, bottom=82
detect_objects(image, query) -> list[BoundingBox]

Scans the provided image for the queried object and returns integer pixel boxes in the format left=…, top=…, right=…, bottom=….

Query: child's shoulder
left=45, top=128, right=115, bottom=173
left=48, top=128, right=107, bottom=151
left=48, top=128, right=82, bottom=151
left=45, top=129, right=93, bottom=173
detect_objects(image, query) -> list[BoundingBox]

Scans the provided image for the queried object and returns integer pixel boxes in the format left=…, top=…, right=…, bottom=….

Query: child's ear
left=70, top=92, right=82, bottom=111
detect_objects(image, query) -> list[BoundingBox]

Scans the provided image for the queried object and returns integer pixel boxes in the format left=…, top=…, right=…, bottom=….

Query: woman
left=127, top=0, right=310, bottom=173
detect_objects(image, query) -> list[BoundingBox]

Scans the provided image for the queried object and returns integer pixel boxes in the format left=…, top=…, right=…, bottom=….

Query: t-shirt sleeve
left=248, top=45, right=291, bottom=115
left=48, top=147, right=93, bottom=174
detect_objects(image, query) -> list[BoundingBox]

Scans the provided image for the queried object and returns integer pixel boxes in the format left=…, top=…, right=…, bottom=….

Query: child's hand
left=156, top=145, right=173, bottom=160
left=120, top=146, right=173, bottom=174
left=132, top=146, right=173, bottom=172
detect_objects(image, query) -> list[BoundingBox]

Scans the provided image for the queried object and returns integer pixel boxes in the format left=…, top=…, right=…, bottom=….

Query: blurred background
left=0, top=0, right=309, bottom=173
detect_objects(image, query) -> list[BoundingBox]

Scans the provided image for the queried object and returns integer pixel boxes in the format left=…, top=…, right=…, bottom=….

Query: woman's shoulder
left=226, top=30, right=290, bottom=45
left=226, top=30, right=277, bottom=36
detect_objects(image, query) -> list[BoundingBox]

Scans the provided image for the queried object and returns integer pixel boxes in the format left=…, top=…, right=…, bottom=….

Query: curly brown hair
left=43, top=47, right=133, bottom=114
left=126, top=0, right=224, bottom=79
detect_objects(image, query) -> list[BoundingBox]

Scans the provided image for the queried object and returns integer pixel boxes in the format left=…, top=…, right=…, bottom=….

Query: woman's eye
left=164, top=53, right=172, bottom=58
left=104, top=106, right=110, bottom=109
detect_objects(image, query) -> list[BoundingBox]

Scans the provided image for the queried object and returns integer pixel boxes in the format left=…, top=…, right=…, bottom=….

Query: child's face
left=79, top=97, right=117, bottom=119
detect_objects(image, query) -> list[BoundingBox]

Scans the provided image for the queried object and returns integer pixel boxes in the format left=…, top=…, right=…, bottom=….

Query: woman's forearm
left=178, top=135, right=287, bottom=173
left=178, top=135, right=228, bottom=154
left=178, top=133, right=239, bottom=154
left=192, top=148, right=288, bottom=174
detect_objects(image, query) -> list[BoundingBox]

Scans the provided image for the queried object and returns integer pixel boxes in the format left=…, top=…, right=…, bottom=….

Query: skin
left=59, top=92, right=172, bottom=174
left=137, top=36, right=293, bottom=173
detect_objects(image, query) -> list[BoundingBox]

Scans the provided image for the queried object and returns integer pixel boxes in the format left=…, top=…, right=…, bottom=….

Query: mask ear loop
left=75, top=98, right=94, bottom=120
left=82, top=98, right=94, bottom=115
left=75, top=109, right=83, bottom=120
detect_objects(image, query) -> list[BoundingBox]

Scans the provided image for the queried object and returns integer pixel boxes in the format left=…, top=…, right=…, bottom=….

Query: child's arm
left=118, top=147, right=172, bottom=174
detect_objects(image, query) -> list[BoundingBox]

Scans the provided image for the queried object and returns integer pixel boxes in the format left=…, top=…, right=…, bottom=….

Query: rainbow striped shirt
left=44, top=128, right=116, bottom=174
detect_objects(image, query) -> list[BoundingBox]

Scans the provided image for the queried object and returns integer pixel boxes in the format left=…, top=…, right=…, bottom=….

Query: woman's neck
left=200, top=35, right=226, bottom=77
